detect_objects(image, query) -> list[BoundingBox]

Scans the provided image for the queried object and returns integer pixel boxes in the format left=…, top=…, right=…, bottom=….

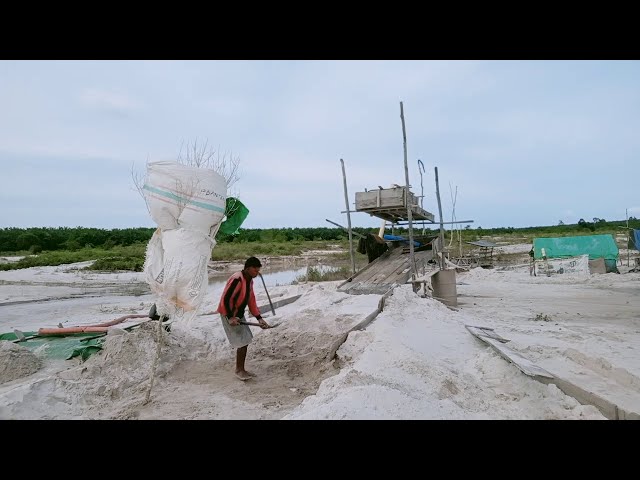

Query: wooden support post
left=400, top=102, right=416, bottom=285
left=341, top=158, right=356, bottom=275
left=627, top=208, right=630, bottom=267
left=435, top=166, right=445, bottom=270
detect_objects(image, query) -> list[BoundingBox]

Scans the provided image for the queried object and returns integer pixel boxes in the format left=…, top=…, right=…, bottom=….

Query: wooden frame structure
left=354, top=186, right=435, bottom=223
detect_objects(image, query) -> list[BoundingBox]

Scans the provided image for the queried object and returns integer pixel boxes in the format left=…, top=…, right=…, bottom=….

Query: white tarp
left=534, top=254, right=590, bottom=276
left=142, top=161, right=227, bottom=323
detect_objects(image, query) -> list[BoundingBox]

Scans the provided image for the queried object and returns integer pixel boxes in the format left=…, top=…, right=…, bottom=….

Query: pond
left=207, top=258, right=355, bottom=290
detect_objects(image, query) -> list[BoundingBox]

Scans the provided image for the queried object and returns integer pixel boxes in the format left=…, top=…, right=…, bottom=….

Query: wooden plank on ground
left=356, top=249, right=402, bottom=284
left=337, top=251, right=389, bottom=289
left=252, top=294, right=303, bottom=316
left=367, top=254, right=406, bottom=285
left=339, top=248, right=401, bottom=288
left=379, top=249, right=431, bottom=286
left=467, top=328, right=554, bottom=378
left=465, top=325, right=510, bottom=343
left=338, top=246, right=435, bottom=295
left=343, top=284, right=395, bottom=295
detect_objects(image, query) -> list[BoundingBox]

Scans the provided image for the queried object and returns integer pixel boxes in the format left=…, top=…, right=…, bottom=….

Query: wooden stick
left=325, top=219, right=365, bottom=239
left=258, top=273, right=276, bottom=316
left=434, top=166, right=445, bottom=270
left=400, top=102, right=416, bottom=285
left=341, top=159, right=356, bottom=275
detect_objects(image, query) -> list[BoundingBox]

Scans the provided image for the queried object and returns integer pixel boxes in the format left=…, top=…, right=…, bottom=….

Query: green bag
left=219, top=197, right=249, bottom=235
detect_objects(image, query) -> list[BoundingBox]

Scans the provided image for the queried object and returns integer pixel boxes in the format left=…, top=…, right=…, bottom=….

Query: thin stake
left=435, top=166, right=445, bottom=270
left=144, top=317, right=165, bottom=405
left=627, top=208, right=630, bottom=267
left=400, top=102, right=416, bottom=283
left=341, top=159, right=356, bottom=275
left=259, top=273, right=276, bottom=316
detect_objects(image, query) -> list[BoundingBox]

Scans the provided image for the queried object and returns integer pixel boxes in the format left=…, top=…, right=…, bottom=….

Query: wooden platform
left=355, top=187, right=435, bottom=222
left=338, top=245, right=434, bottom=295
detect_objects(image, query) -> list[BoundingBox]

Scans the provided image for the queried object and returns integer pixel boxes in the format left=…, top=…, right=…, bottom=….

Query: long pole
left=325, top=218, right=365, bottom=238
left=627, top=208, right=630, bottom=267
left=258, top=273, right=276, bottom=316
left=435, top=166, right=445, bottom=270
left=341, top=159, right=356, bottom=275
left=418, top=159, right=426, bottom=235
left=389, top=219, right=474, bottom=226
left=400, top=102, right=416, bottom=283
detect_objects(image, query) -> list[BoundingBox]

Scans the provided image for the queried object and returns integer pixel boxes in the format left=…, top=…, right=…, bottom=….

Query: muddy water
left=208, top=258, right=354, bottom=290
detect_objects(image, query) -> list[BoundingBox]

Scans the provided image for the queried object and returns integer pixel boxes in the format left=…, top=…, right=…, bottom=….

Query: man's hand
left=228, top=316, right=240, bottom=326
left=257, top=318, right=270, bottom=329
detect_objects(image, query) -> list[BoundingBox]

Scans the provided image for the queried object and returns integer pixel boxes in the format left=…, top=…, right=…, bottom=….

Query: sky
left=1, top=60, right=639, bottom=231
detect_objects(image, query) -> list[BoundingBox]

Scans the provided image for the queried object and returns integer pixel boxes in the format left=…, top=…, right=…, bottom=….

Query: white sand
left=1, top=258, right=639, bottom=419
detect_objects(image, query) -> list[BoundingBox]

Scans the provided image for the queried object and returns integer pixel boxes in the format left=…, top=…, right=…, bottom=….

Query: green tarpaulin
left=0, top=331, right=106, bottom=361
left=533, top=234, right=619, bottom=272
left=219, top=197, right=249, bottom=235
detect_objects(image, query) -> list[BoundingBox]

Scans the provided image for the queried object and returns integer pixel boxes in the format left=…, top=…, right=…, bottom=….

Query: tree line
left=1, top=218, right=638, bottom=254
left=0, top=226, right=368, bottom=253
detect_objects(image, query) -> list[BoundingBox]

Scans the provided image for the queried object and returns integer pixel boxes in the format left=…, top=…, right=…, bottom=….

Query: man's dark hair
left=244, top=256, right=262, bottom=269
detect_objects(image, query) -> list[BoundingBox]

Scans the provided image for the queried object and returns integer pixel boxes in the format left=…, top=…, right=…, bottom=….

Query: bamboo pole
left=392, top=219, right=474, bottom=226
left=400, top=102, right=416, bottom=284
left=435, top=166, right=445, bottom=270
left=418, top=159, right=426, bottom=235
left=325, top=218, right=365, bottom=239
left=627, top=208, right=630, bottom=267
left=341, top=159, right=356, bottom=275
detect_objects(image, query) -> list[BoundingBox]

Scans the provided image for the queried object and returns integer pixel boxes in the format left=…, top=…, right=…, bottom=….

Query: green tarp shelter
left=533, top=234, right=619, bottom=272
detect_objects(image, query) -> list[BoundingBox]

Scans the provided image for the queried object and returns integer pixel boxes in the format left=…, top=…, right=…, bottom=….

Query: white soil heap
left=1, top=257, right=639, bottom=419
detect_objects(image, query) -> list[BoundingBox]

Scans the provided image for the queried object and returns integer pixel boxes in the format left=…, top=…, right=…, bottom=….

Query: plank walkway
left=338, top=246, right=434, bottom=295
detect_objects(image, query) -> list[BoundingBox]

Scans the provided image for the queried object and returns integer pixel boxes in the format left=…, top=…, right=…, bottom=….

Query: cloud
left=79, top=88, right=142, bottom=116
left=2, top=60, right=640, bottom=230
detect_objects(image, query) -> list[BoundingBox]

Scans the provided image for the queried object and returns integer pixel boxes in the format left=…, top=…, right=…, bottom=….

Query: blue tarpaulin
left=383, top=234, right=421, bottom=247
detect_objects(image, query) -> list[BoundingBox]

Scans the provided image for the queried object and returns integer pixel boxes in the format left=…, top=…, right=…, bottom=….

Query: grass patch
left=294, top=265, right=351, bottom=283
left=85, top=257, right=145, bottom=272
left=211, top=240, right=348, bottom=261
left=0, top=244, right=148, bottom=271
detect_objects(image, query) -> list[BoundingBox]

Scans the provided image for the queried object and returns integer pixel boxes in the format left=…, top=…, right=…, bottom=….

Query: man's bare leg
left=235, top=346, right=255, bottom=380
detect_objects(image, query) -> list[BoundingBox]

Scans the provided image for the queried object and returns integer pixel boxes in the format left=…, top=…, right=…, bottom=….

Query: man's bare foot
left=235, top=370, right=252, bottom=381
left=245, top=370, right=257, bottom=377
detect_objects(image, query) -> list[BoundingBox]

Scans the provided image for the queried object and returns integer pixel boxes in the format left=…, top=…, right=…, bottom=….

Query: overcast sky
left=1, top=60, right=639, bottom=231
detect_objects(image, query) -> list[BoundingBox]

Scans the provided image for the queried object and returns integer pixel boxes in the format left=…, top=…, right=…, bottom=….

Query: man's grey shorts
left=220, top=314, right=253, bottom=348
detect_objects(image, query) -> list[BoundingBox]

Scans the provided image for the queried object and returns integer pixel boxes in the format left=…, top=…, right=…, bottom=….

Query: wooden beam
left=400, top=101, right=416, bottom=285
left=341, top=159, right=356, bottom=275
left=466, top=326, right=554, bottom=378
left=325, top=218, right=365, bottom=239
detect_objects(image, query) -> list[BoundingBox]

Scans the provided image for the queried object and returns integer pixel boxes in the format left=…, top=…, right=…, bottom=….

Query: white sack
left=142, top=161, right=227, bottom=323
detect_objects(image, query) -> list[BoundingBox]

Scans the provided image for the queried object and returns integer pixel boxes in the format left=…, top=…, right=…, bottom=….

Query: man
left=529, top=246, right=536, bottom=276
left=218, top=256, right=270, bottom=380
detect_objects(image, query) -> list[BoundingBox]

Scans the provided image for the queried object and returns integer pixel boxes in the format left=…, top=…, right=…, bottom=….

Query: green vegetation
left=0, top=243, right=148, bottom=271
left=211, top=240, right=340, bottom=261
left=294, top=266, right=352, bottom=283
left=0, top=218, right=636, bottom=272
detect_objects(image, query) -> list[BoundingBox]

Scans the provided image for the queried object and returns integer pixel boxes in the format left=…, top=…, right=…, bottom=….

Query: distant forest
left=1, top=217, right=638, bottom=254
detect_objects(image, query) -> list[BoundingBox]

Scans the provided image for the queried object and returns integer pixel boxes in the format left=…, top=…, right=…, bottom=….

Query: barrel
left=432, top=269, right=457, bottom=307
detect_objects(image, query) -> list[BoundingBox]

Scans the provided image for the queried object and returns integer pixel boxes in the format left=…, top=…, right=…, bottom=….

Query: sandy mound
left=0, top=341, right=42, bottom=385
